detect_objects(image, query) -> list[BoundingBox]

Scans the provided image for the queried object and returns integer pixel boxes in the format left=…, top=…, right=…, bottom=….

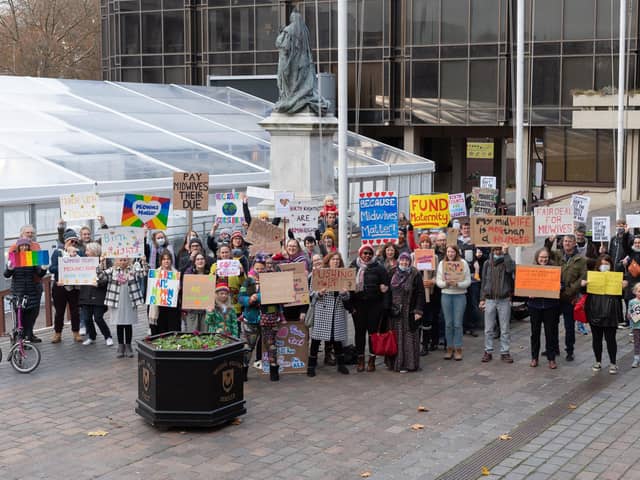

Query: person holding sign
left=182, top=253, right=213, bottom=332
left=149, top=252, right=181, bottom=335
left=210, top=245, right=245, bottom=319
left=272, top=239, right=309, bottom=323
left=436, top=245, right=471, bottom=361
left=582, top=255, right=624, bottom=374
left=78, top=242, right=113, bottom=347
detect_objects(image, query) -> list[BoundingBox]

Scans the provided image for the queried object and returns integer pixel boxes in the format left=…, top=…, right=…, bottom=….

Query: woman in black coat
left=78, top=242, right=113, bottom=346
left=350, top=244, right=389, bottom=373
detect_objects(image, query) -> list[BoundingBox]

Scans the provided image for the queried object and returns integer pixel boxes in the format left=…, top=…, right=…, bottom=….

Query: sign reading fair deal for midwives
left=409, top=194, right=450, bottom=229
left=359, top=191, right=398, bottom=243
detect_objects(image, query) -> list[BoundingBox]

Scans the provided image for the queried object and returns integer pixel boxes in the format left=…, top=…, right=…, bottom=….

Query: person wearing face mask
left=582, top=255, right=624, bottom=374
left=144, top=230, right=174, bottom=270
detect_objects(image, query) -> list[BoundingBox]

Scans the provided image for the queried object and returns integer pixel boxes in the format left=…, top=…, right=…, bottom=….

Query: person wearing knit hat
left=319, top=229, right=337, bottom=257
left=206, top=281, right=239, bottom=340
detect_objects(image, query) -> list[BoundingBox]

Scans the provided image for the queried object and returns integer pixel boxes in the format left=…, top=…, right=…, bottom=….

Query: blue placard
left=359, top=192, right=398, bottom=242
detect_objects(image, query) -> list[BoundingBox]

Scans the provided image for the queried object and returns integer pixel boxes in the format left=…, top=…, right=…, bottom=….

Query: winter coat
left=4, top=265, right=46, bottom=310
left=480, top=254, right=515, bottom=300
left=238, top=276, right=261, bottom=324
left=609, top=232, right=633, bottom=270
left=349, top=259, right=389, bottom=304
left=100, top=265, right=147, bottom=309
left=585, top=293, right=622, bottom=328
left=78, top=273, right=108, bottom=306
left=549, top=248, right=587, bottom=303
left=310, top=289, right=350, bottom=342
left=205, top=306, right=239, bottom=337
left=49, top=248, right=85, bottom=283
left=389, top=267, right=425, bottom=331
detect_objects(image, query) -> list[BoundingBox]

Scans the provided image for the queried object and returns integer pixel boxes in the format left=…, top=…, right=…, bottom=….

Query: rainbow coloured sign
left=121, top=194, right=170, bottom=230
left=9, top=250, right=49, bottom=267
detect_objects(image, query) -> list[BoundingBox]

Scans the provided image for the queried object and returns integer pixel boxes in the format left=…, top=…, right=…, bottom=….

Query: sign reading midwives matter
left=592, top=217, right=611, bottom=242
left=470, top=216, right=534, bottom=247
left=409, top=194, right=450, bottom=229
left=101, top=227, right=145, bottom=258
left=359, top=191, right=398, bottom=244
left=172, top=172, right=209, bottom=211
left=448, top=193, right=467, bottom=218
left=571, top=194, right=591, bottom=223
left=60, top=193, right=100, bottom=221
left=146, top=270, right=180, bottom=308
left=534, top=205, right=574, bottom=237
left=121, top=194, right=170, bottom=230
left=215, top=193, right=244, bottom=224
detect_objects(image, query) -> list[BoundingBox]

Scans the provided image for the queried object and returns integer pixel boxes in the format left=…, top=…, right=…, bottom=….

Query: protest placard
left=480, top=176, right=497, bottom=189
left=181, top=274, right=215, bottom=310
left=58, top=256, right=99, bottom=286
left=514, top=265, right=561, bottom=299
left=9, top=250, right=49, bottom=267
left=534, top=205, right=574, bottom=237
left=627, top=214, right=640, bottom=229
left=279, top=262, right=310, bottom=306
left=571, top=194, right=591, bottom=223
left=592, top=216, right=610, bottom=242
left=470, top=187, right=498, bottom=215
left=60, top=193, right=100, bottom=222
left=245, top=219, right=284, bottom=255
left=101, top=227, right=145, bottom=258
left=359, top=191, right=398, bottom=243
left=215, top=192, right=244, bottom=224
left=587, top=271, right=624, bottom=296
left=216, top=259, right=241, bottom=277
left=172, top=172, right=209, bottom=211
left=275, top=191, right=294, bottom=217
left=146, top=270, right=180, bottom=307
left=415, top=249, right=436, bottom=271
left=443, top=261, right=466, bottom=283
left=470, top=216, right=534, bottom=247
left=311, top=268, right=356, bottom=292
left=261, top=323, right=309, bottom=374
left=288, top=201, right=320, bottom=239
left=409, top=194, right=450, bottom=229
left=259, top=271, right=295, bottom=304
left=121, top=193, right=170, bottom=230
left=246, top=186, right=275, bottom=200
left=448, top=193, right=467, bottom=218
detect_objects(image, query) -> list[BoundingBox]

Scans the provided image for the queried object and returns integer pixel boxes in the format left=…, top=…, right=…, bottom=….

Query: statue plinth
left=260, top=112, right=338, bottom=201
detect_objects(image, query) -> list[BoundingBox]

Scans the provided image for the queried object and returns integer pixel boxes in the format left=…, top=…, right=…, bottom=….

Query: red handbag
left=370, top=330, right=398, bottom=356
left=574, top=294, right=588, bottom=323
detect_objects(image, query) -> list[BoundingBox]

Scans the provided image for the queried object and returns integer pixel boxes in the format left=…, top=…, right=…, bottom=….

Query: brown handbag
left=629, top=259, right=640, bottom=278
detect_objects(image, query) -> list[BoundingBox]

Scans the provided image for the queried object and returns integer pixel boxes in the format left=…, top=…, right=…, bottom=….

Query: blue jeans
left=560, top=301, right=576, bottom=355
left=441, top=293, right=466, bottom=348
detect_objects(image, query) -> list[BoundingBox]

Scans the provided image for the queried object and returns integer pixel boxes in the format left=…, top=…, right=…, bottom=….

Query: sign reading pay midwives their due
left=146, top=270, right=180, bottom=308
left=172, top=172, right=209, bottom=211
left=359, top=191, right=398, bottom=243
left=409, top=194, right=450, bottom=229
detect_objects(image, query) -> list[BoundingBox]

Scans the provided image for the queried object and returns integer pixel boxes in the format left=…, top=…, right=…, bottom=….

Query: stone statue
left=274, top=11, right=330, bottom=115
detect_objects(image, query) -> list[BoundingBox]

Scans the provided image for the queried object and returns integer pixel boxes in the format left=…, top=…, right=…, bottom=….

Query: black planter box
left=136, top=332, right=246, bottom=428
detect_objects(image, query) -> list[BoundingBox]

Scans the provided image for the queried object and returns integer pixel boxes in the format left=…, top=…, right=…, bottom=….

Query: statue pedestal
left=260, top=112, right=338, bottom=201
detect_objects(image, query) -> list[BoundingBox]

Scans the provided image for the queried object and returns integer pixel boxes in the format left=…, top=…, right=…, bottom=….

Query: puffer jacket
left=4, top=265, right=47, bottom=310
left=349, top=259, right=389, bottom=303
left=78, top=274, right=108, bottom=306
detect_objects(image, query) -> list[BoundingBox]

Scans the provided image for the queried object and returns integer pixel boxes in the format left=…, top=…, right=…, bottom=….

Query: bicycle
left=3, top=295, right=41, bottom=373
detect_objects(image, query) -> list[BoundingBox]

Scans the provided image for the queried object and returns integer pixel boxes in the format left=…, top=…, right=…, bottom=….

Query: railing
left=0, top=275, right=53, bottom=336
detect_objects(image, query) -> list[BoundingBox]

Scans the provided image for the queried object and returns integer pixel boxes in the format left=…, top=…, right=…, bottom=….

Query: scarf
left=355, top=256, right=372, bottom=292
left=391, top=266, right=411, bottom=289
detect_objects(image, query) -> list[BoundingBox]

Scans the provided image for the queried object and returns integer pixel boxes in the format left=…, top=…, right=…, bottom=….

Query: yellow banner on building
left=466, top=142, right=494, bottom=159
left=409, top=194, right=450, bottom=229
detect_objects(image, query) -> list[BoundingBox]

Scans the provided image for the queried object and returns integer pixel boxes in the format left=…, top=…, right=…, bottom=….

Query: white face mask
left=599, top=264, right=611, bottom=272
left=156, top=237, right=165, bottom=246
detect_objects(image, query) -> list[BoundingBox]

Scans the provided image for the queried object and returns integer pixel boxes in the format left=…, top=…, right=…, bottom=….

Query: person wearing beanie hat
left=319, top=229, right=337, bottom=257
left=229, top=230, right=250, bottom=272
left=210, top=244, right=246, bottom=318
left=205, top=281, right=239, bottom=339
left=177, top=236, right=206, bottom=273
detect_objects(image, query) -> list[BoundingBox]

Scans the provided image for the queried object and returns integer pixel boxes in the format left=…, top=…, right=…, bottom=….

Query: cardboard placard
left=181, top=274, right=216, bottom=310
left=626, top=214, right=640, bottom=229
left=359, top=191, right=399, bottom=243
left=534, top=205, right=574, bottom=237
left=447, top=228, right=460, bottom=246
left=415, top=249, right=436, bottom=271
left=215, top=192, right=244, bottom=224
left=470, top=187, right=498, bottom=216
left=259, top=271, right=296, bottom=304
left=246, top=186, right=275, bottom=200
left=311, top=268, right=356, bottom=292
left=514, top=265, right=561, bottom=299
left=275, top=191, right=294, bottom=217
left=101, top=227, right=145, bottom=258
left=216, top=259, right=241, bottom=277
left=9, top=250, right=49, bottom=267
left=470, top=216, right=534, bottom=247
left=245, top=219, right=284, bottom=255
left=121, top=193, right=170, bottom=230
left=571, top=194, right=591, bottom=223
left=288, top=201, right=320, bottom=239
left=480, top=176, right=497, bottom=189
left=261, top=323, right=309, bottom=374
left=592, top=216, right=610, bottom=242
left=279, top=262, right=310, bottom=306
left=587, top=271, right=624, bottom=296
left=448, top=193, right=467, bottom=218
left=60, top=192, right=100, bottom=221
left=145, top=270, right=180, bottom=307
left=443, top=261, right=466, bottom=283
left=59, top=256, right=99, bottom=286
left=172, top=172, right=209, bottom=211
left=409, top=194, right=450, bottom=229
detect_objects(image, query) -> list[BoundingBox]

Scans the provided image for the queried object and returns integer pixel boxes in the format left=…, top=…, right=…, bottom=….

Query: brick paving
left=0, top=313, right=638, bottom=480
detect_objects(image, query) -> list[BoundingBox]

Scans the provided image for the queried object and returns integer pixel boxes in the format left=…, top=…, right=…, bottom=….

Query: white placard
left=626, top=214, right=640, bottom=229
left=59, top=256, right=99, bottom=285
left=216, top=259, right=241, bottom=277
left=448, top=193, right=467, bottom=218
left=246, top=186, right=275, bottom=200
left=571, top=195, right=591, bottom=223
left=480, top=176, right=497, bottom=189
left=60, top=193, right=100, bottom=221
left=592, top=216, right=610, bottom=242
left=101, top=227, right=145, bottom=258
left=288, top=201, right=319, bottom=238
left=275, top=191, right=294, bottom=217
left=534, top=205, right=574, bottom=237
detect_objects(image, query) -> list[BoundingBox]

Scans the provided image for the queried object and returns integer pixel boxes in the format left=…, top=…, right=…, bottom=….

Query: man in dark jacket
left=607, top=219, right=633, bottom=271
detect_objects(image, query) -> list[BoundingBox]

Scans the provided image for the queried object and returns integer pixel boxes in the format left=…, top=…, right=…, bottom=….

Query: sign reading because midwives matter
left=359, top=191, right=398, bottom=244
left=409, top=194, right=450, bottom=229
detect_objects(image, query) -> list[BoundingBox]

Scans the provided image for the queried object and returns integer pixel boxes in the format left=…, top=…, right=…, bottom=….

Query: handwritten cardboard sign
left=145, top=269, right=180, bottom=307
left=172, top=172, right=209, bottom=211
left=571, top=194, right=591, bottom=223
left=514, top=265, right=561, bottom=299
left=311, top=268, right=356, bottom=292
left=261, top=323, right=309, bottom=374
left=246, top=219, right=284, bottom=255
left=592, top=216, right=610, bottom=242
left=534, top=205, right=574, bottom=237
left=121, top=193, right=170, bottom=230
left=443, top=261, right=466, bottom=283
left=470, top=216, right=534, bottom=247
left=279, top=262, right=310, bottom=306
left=215, top=192, right=244, bottom=224
left=59, top=256, right=99, bottom=286
left=470, top=187, right=497, bottom=216
left=587, top=271, right=624, bottom=296
left=60, top=193, right=100, bottom=221
left=409, top=194, right=450, bottom=229
left=448, top=193, right=467, bottom=218
left=359, top=191, right=399, bottom=244
left=259, top=271, right=296, bottom=304
left=181, top=274, right=215, bottom=310
left=101, top=227, right=145, bottom=258
left=288, top=201, right=320, bottom=239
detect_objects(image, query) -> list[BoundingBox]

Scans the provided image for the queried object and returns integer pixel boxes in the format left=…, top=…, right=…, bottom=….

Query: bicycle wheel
left=9, top=342, right=41, bottom=373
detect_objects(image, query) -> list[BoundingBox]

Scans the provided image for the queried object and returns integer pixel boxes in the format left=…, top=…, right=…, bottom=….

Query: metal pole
left=338, top=0, right=348, bottom=261
left=616, top=0, right=627, bottom=220
left=515, top=0, right=525, bottom=264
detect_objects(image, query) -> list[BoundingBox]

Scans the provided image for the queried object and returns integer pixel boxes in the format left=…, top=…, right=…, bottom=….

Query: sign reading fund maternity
left=359, top=192, right=398, bottom=243
left=410, top=194, right=450, bottom=229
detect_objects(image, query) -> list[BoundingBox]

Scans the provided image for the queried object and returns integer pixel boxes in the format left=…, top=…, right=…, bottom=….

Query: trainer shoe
left=106, top=337, right=114, bottom=347
left=609, top=364, right=618, bottom=375
left=82, top=338, right=95, bottom=346
left=79, top=327, right=87, bottom=336
left=592, top=362, right=602, bottom=372
left=481, top=351, right=492, bottom=362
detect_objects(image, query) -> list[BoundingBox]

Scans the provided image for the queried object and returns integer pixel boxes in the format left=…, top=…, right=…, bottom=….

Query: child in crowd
left=206, top=283, right=239, bottom=337
left=628, top=283, right=640, bottom=368
left=319, top=194, right=338, bottom=218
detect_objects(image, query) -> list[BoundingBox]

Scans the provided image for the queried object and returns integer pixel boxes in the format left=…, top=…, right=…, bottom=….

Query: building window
left=142, top=12, right=162, bottom=53
left=231, top=7, right=254, bottom=51
left=470, top=0, right=499, bottom=43
left=442, top=0, right=468, bottom=44
left=164, top=11, right=184, bottom=53
left=209, top=8, right=231, bottom=51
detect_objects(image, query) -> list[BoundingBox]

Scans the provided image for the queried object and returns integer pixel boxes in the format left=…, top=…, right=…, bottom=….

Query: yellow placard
left=466, top=142, right=494, bottom=159
left=586, top=271, right=623, bottom=296
left=409, top=194, right=450, bottom=229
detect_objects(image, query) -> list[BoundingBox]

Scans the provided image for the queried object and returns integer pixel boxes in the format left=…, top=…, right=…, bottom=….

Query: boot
left=337, top=355, right=349, bottom=375
left=269, top=364, right=280, bottom=381
left=454, top=348, right=463, bottom=361
left=116, top=344, right=125, bottom=358
left=324, top=344, right=336, bottom=366
left=242, top=366, right=249, bottom=382
left=73, top=331, right=83, bottom=343
left=356, top=355, right=365, bottom=372
left=307, top=355, right=317, bottom=377
left=51, top=332, right=62, bottom=344
left=444, top=347, right=454, bottom=360
left=124, top=344, right=134, bottom=358
left=367, top=355, right=376, bottom=372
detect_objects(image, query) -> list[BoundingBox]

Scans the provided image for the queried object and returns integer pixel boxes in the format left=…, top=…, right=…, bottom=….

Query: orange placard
left=514, top=265, right=561, bottom=299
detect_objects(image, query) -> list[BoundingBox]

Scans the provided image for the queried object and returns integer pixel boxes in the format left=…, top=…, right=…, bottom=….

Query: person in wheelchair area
left=4, top=238, right=47, bottom=343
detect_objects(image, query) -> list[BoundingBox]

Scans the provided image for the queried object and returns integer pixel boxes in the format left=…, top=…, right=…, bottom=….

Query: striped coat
left=309, top=289, right=350, bottom=342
